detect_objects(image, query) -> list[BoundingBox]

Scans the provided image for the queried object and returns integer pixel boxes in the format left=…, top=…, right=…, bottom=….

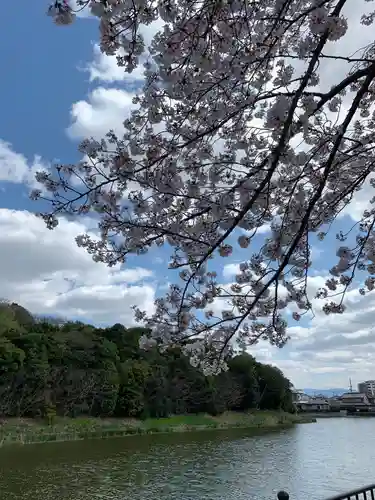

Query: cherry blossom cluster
left=40, top=0, right=375, bottom=371
left=47, top=1, right=76, bottom=25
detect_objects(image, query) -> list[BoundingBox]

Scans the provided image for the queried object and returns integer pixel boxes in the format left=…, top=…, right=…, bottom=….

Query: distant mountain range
left=302, top=388, right=348, bottom=397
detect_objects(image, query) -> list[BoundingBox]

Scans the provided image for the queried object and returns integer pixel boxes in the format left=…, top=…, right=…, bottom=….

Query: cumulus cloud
left=222, top=263, right=241, bottom=281
left=218, top=262, right=375, bottom=388
left=340, top=177, right=375, bottom=221
left=316, top=0, right=375, bottom=222
left=318, top=0, right=375, bottom=93
left=240, top=224, right=271, bottom=238
left=0, top=140, right=48, bottom=188
left=85, top=45, right=146, bottom=85
left=278, top=282, right=375, bottom=388
left=0, top=209, right=155, bottom=325
left=83, top=15, right=164, bottom=84
left=67, top=87, right=137, bottom=140
left=69, top=17, right=166, bottom=142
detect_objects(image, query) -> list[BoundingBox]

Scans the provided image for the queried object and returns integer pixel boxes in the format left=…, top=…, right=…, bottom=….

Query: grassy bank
left=0, top=411, right=316, bottom=447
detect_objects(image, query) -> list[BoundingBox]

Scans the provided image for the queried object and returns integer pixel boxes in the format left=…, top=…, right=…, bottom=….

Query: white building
left=291, top=389, right=310, bottom=404
left=358, top=380, right=375, bottom=397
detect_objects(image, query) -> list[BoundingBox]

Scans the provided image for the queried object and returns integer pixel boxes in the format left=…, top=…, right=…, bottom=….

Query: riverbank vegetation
left=0, top=302, right=296, bottom=423
left=0, top=411, right=314, bottom=446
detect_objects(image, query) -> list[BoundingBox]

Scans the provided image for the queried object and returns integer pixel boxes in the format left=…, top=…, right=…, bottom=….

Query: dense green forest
left=0, top=302, right=294, bottom=419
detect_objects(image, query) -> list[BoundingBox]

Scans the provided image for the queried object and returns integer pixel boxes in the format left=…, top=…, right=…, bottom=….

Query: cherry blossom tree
left=38, top=0, right=375, bottom=373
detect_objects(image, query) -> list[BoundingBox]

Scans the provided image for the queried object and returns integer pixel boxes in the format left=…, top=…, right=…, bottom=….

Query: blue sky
left=0, top=1, right=375, bottom=389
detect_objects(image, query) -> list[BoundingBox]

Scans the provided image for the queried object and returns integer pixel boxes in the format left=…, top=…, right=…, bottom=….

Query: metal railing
left=276, top=484, right=375, bottom=500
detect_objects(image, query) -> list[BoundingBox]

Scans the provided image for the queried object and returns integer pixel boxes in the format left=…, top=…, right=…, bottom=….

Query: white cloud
left=0, top=140, right=48, bottom=187
left=84, top=15, right=164, bottom=84
left=340, top=176, right=375, bottom=221
left=222, top=263, right=241, bottom=280
left=70, top=20, right=166, bottom=145
left=277, top=282, right=375, bottom=388
left=318, top=1, right=375, bottom=94
left=218, top=263, right=375, bottom=389
left=317, top=0, right=375, bottom=222
left=67, top=87, right=137, bottom=140
left=85, top=45, right=146, bottom=84
left=240, top=223, right=271, bottom=237
left=0, top=209, right=155, bottom=325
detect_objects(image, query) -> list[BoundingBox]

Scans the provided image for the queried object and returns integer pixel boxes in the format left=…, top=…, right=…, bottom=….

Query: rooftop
left=341, top=392, right=367, bottom=399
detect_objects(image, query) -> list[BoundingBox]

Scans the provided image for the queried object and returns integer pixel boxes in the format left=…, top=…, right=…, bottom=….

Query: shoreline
left=0, top=411, right=316, bottom=447
left=301, top=411, right=375, bottom=418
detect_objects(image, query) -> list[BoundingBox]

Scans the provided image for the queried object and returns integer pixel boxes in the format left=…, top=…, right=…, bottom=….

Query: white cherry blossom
left=40, top=0, right=375, bottom=371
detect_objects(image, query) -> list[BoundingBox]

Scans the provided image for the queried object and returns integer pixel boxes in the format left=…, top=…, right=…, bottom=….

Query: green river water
left=0, top=417, right=372, bottom=500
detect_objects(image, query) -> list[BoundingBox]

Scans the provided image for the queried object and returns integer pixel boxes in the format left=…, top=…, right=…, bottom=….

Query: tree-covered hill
left=0, top=303, right=294, bottom=419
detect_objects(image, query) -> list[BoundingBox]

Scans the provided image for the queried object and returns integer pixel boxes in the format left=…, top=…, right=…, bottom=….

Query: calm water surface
left=0, top=418, right=373, bottom=500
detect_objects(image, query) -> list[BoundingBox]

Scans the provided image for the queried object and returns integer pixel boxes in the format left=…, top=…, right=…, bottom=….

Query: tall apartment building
left=358, top=380, right=375, bottom=397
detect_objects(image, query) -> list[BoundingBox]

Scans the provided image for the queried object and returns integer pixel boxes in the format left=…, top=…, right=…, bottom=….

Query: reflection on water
left=0, top=419, right=373, bottom=499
